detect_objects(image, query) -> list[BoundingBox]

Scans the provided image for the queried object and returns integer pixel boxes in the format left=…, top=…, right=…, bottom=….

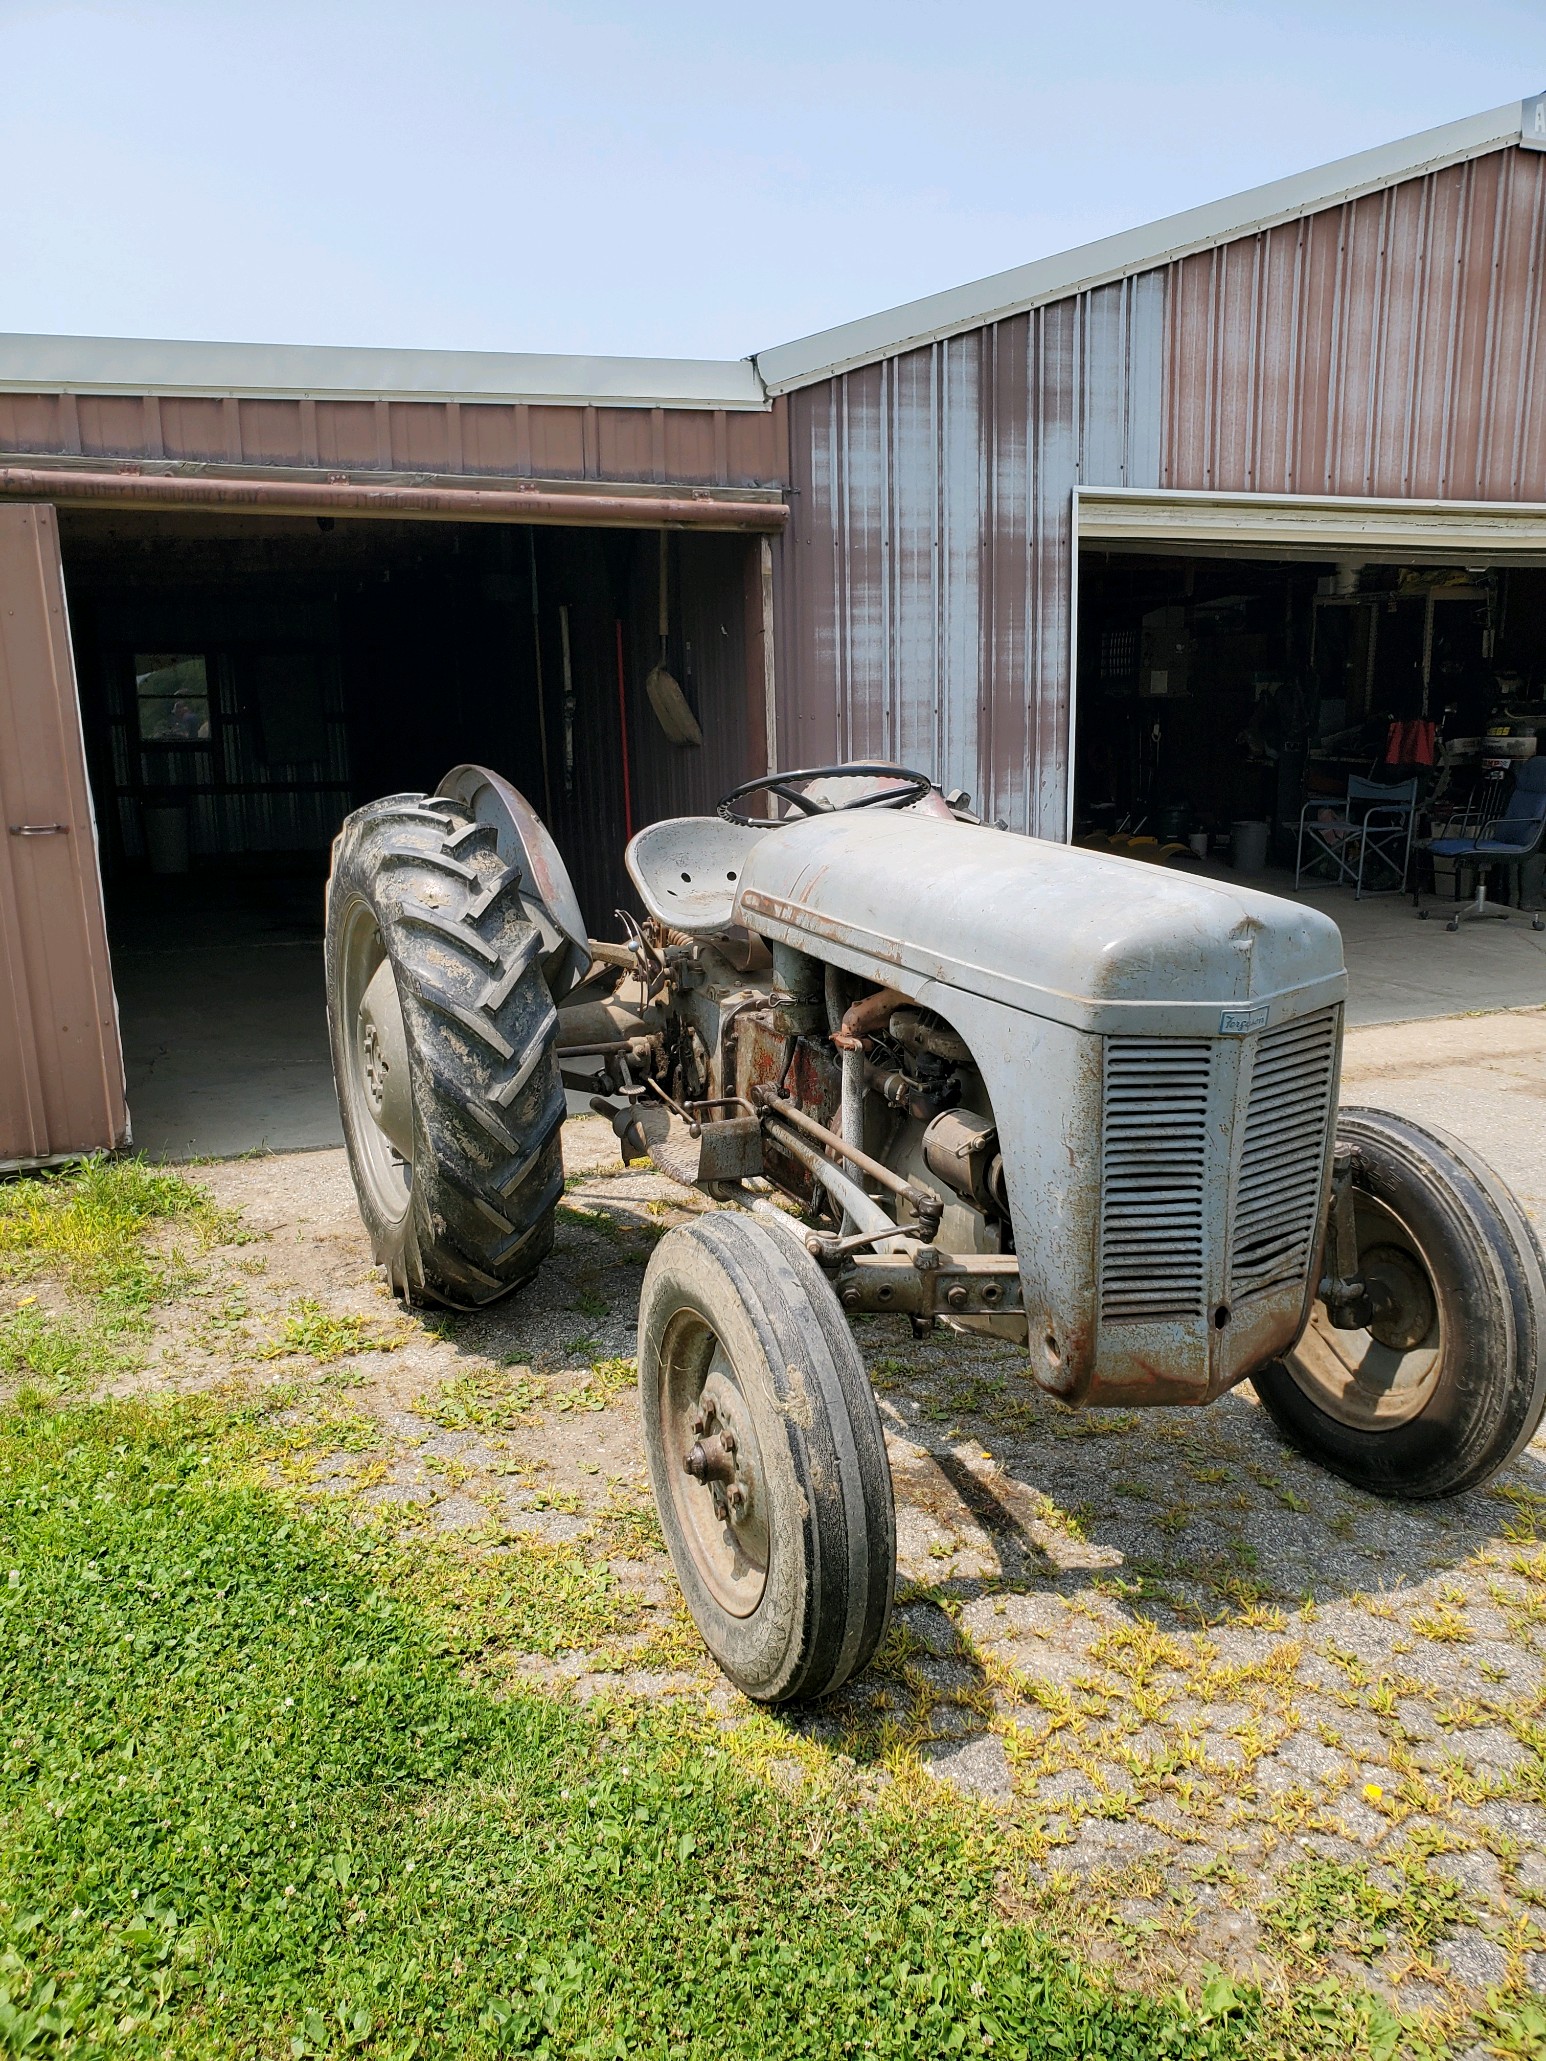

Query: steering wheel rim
left=717, top=763, right=934, bottom=827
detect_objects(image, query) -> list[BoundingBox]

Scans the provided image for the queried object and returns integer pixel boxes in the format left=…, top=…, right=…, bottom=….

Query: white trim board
left=1075, top=486, right=1546, bottom=565
left=757, top=100, right=1532, bottom=395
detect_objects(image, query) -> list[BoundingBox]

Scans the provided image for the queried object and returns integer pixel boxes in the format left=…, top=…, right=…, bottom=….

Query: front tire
left=1253, top=1106, right=1546, bottom=1498
left=639, top=1216, right=895, bottom=1704
left=325, top=792, right=565, bottom=1308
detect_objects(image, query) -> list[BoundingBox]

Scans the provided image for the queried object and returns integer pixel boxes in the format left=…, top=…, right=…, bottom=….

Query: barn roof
left=0, top=332, right=768, bottom=412
left=753, top=96, right=1541, bottom=395
left=1, top=96, right=1541, bottom=417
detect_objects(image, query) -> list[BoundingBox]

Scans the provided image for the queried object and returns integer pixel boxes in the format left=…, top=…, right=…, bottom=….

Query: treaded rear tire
left=325, top=791, right=564, bottom=1308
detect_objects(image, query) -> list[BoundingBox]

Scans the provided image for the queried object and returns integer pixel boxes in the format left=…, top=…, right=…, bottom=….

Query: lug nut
left=727, top=1483, right=747, bottom=1518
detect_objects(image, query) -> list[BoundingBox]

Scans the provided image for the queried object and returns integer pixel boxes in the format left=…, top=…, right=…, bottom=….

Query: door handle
left=8, top=823, right=69, bottom=836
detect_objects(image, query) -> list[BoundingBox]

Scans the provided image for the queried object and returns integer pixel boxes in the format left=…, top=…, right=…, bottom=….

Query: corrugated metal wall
left=779, top=275, right=1163, bottom=836
left=0, top=388, right=787, bottom=493
left=1164, top=147, right=1546, bottom=500
left=779, top=142, right=1545, bottom=838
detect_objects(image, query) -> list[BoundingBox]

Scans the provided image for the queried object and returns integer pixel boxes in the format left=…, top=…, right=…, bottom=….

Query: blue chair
left=1418, top=757, right=1546, bottom=931
left=1296, top=775, right=1418, bottom=898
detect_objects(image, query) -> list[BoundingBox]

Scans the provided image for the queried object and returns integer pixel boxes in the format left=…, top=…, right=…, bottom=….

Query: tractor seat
left=623, top=816, right=772, bottom=935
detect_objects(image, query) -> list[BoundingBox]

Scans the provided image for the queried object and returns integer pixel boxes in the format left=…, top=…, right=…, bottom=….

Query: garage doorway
left=1069, top=489, right=1546, bottom=904
left=55, top=509, right=767, bottom=1159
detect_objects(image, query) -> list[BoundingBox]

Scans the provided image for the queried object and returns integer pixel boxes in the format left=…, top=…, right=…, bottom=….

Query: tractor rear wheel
left=1253, top=1107, right=1546, bottom=1498
left=638, top=1215, right=895, bottom=1704
left=325, top=792, right=565, bottom=1308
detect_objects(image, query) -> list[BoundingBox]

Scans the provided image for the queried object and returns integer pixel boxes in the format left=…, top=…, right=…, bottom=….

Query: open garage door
left=1068, top=488, right=1546, bottom=927
left=0, top=503, right=126, bottom=1168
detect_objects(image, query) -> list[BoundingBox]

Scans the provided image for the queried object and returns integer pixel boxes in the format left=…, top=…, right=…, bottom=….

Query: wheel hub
left=660, top=1341, right=770, bottom=1618
left=356, top=952, right=415, bottom=1162
left=684, top=1392, right=756, bottom=1530
left=336, top=898, right=414, bottom=1228
left=1290, top=1193, right=1443, bottom=1431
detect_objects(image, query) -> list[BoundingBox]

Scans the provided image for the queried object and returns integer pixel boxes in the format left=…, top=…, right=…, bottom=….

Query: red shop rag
left=1385, top=718, right=1436, bottom=766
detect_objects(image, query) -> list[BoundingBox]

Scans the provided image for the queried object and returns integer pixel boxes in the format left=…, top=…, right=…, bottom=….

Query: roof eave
left=755, top=98, right=1533, bottom=394
left=0, top=333, right=771, bottom=412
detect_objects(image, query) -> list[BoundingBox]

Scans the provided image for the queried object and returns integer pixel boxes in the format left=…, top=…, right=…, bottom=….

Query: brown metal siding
left=1163, top=146, right=1546, bottom=499
left=0, top=389, right=788, bottom=493
left=780, top=275, right=1164, bottom=836
left=0, top=503, right=126, bottom=1165
left=780, top=142, right=1544, bottom=836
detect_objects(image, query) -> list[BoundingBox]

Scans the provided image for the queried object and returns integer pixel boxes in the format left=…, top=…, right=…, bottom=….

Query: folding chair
left=1418, top=758, right=1546, bottom=931
left=1296, top=776, right=1418, bottom=899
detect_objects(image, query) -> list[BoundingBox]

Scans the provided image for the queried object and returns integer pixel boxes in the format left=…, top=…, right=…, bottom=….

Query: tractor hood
left=732, top=811, right=1346, bottom=1037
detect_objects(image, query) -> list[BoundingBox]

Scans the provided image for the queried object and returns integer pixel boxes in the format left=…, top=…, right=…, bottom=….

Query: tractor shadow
left=775, top=1318, right=1546, bottom=1773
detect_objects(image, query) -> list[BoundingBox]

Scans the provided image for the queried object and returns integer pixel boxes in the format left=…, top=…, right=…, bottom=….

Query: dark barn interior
left=1074, top=549, right=1546, bottom=874
left=56, top=508, right=763, bottom=1156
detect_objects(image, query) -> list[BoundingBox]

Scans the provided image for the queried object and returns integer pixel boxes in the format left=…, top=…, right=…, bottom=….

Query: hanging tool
left=615, top=619, right=635, bottom=840
left=644, top=530, right=703, bottom=747
left=559, top=604, right=576, bottom=800
left=527, top=532, right=553, bottom=819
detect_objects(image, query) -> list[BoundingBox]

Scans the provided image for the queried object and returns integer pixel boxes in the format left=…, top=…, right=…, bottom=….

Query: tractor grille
left=1099, top=1038, right=1213, bottom=1322
left=1228, top=1009, right=1339, bottom=1304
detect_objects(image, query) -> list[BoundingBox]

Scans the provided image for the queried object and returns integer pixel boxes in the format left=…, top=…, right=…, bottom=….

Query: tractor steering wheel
left=717, top=763, right=934, bottom=827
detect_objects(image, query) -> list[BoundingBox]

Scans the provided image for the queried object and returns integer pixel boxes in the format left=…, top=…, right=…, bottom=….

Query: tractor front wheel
left=1253, top=1107, right=1546, bottom=1498
left=325, top=792, right=565, bottom=1308
left=638, top=1215, right=895, bottom=1703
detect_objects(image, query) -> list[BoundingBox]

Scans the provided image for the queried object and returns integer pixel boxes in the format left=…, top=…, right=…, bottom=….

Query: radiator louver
left=1228, top=1009, right=1338, bottom=1303
left=1099, top=1039, right=1213, bottom=1322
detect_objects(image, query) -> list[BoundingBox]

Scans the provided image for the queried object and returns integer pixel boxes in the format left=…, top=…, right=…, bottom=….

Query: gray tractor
left=325, top=762, right=1546, bottom=1704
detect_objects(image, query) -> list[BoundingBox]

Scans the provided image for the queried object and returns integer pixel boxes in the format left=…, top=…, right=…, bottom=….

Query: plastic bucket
left=1231, top=820, right=1269, bottom=875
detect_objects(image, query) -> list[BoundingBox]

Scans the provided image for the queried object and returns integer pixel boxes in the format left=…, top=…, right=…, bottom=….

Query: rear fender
left=436, top=764, right=590, bottom=1001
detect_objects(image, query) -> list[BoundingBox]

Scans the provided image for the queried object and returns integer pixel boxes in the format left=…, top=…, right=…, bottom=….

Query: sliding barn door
left=0, top=503, right=127, bottom=1167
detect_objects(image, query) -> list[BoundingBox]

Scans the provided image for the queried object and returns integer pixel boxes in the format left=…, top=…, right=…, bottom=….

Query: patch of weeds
left=0, top=1159, right=231, bottom=1392
left=1262, top=1856, right=1463, bottom=1961
left=868, top=1356, right=910, bottom=1393
left=1047, top=1408, right=1140, bottom=1441
left=0, top=1302, right=138, bottom=1389
left=0, top=1156, right=230, bottom=1305
left=1409, top=1596, right=1473, bottom=1644
left=588, top=1355, right=635, bottom=1402
left=260, top=1298, right=398, bottom=1366
left=552, top=1361, right=633, bottom=1410
left=598, top=1490, right=665, bottom=1559
left=1482, top=1995, right=1546, bottom=2058
left=420, top=1366, right=548, bottom=1432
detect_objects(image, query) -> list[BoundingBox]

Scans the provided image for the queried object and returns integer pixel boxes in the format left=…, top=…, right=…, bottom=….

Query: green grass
left=0, top=1389, right=1328, bottom=2061
left=0, top=1159, right=230, bottom=1390
left=0, top=1158, right=227, bottom=1305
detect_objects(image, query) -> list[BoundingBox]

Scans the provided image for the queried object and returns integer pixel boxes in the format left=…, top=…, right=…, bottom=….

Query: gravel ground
left=126, top=1005, right=1546, bottom=2029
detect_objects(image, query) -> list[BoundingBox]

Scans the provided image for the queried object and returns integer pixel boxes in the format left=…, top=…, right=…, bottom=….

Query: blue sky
left=2, top=0, right=1543, bottom=360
